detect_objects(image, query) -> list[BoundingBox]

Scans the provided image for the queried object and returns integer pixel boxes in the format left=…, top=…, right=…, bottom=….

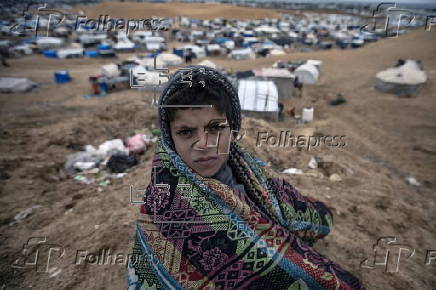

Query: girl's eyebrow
left=174, top=125, right=196, bottom=130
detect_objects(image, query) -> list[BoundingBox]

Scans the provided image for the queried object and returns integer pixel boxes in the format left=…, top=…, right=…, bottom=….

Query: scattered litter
left=73, top=161, right=96, bottom=171
left=302, top=106, right=314, bottom=123
left=329, top=173, right=342, bottom=182
left=308, top=156, right=318, bottom=169
left=126, top=134, right=147, bottom=153
left=82, top=168, right=100, bottom=174
left=65, top=151, right=103, bottom=175
left=10, top=205, right=42, bottom=225
left=73, top=175, right=93, bottom=184
left=107, top=153, right=138, bottom=173
left=330, top=94, right=347, bottom=106
left=151, top=129, right=161, bottom=136
left=110, top=173, right=127, bottom=179
left=98, top=139, right=129, bottom=158
left=406, top=176, right=420, bottom=186
left=282, top=168, right=303, bottom=175
left=99, top=180, right=110, bottom=187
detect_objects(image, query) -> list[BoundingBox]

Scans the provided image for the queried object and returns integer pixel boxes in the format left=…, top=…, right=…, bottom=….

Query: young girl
left=128, top=65, right=364, bottom=289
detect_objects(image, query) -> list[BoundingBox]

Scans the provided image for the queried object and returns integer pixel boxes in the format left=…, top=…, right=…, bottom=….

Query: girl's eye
left=208, top=124, right=227, bottom=133
left=177, top=129, right=192, bottom=137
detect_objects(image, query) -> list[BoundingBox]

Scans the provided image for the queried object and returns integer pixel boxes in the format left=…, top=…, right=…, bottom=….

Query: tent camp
left=374, top=59, right=427, bottom=96
left=254, top=68, right=295, bottom=99
left=294, top=63, right=319, bottom=84
left=238, top=79, right=279, bottom=121
left=0, top=77, right=36, bottom=93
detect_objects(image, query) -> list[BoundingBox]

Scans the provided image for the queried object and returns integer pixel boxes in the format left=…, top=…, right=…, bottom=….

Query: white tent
left=230, top=48, right=255, bottom=60
left=113, top=40, right=136, bottom=51
left=238, top=80, right=279, bottom=121
left=36, top=37, right=64, bottom=49
left=178, top=45, right=206, bottom=58
left=57, top=47, right=83, bottom=59
left=375, top=60, right=427, bottom=96
left=254, top=68, right=295, bottom=99
left=133, top=57, right=165, bottom=70
left=131, top=31, right=153, bottom=43
left=197, top=59, right=216, bottom=69
left=295, top=64, right=319, bottom=84
left=156, top=53, right=182, bottom=66
left=0, top=77, right=36, bottom=93
left=269, top=49, right=285, bottom=55
left=100, top=64, right=120, bottom=79
left=254, top=25, right=279, bottom=34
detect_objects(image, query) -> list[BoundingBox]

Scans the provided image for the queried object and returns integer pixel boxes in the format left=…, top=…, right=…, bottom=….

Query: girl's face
left=169, top=107, right=234, bottom=177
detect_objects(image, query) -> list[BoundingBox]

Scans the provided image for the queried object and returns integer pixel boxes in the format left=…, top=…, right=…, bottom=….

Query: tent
left=57, top=47, right=83, bottom=59
left=197, top=59, right=216, bottom=69
left=36, top=37, right=64, bottom=49
left=0, top=77, right=36, bottom=93
left=230, top=48, right=255, bottom=60
left=294, top=64, right=319, bottom=84
left=237, top=80, right=279, bottom=121
left=176, top=45, right=206, bottom=58
left=156, top=53, right=182, bottom=66
left=374, top=59, right=427, bottom=96
left=100, top=64, right=120, bottom=79
left=113, top=40, right=136, bottom=51
left=131, top=31, right=153, bottom=44
left=132, top=57, right=165, bottom=70
left=254, top=68, right=295, bottom=99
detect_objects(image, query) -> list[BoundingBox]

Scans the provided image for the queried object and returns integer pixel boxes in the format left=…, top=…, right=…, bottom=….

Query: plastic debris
left=329, top=173, right=342, bottom=182
left=107, top=153, right=138, bottom=173
left=65, top=151, right=103, bottom=175
left=111, top=173, right=127, bottom=179
left=308, top=156, right=318, bottom=169
left=99, top=180, right=110, bottom=187
left=73, top=161, right=96, bottom=170
left=406, top=176, right=420, bottom=186
left=10, top=205, right=42, bottom=225
left=330, top=94, right=347, bottom=106
left=126, top=134, right=147, bottom=153
left=98, top=139, right=129, bottom=157
left=73, top=175, right=93, bottom=184
left=282, top=168, right=303, bottom=175
left=151, top=129, right=161, bottom=136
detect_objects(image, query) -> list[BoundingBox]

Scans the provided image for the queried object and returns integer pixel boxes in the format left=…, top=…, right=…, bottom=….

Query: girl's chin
left=193, top=165, right=220, bottom=178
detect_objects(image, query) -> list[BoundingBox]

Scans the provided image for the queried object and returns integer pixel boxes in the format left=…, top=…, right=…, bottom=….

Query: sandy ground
left=1, top=3, right=436, bottom=290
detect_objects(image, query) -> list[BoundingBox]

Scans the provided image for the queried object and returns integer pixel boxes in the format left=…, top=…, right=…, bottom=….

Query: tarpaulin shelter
left=237, top=79, right=279, bottom=121
left=254, top=68, right=295, bottom=99
left=0, top=77, right=36, bottom=93
left=294, top=63, right=319, bottom=84
left=375, top=59, right=427, bottom=96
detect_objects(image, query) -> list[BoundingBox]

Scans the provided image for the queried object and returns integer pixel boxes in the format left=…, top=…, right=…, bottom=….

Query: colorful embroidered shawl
left=128, top=139, right=364, bottom=290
